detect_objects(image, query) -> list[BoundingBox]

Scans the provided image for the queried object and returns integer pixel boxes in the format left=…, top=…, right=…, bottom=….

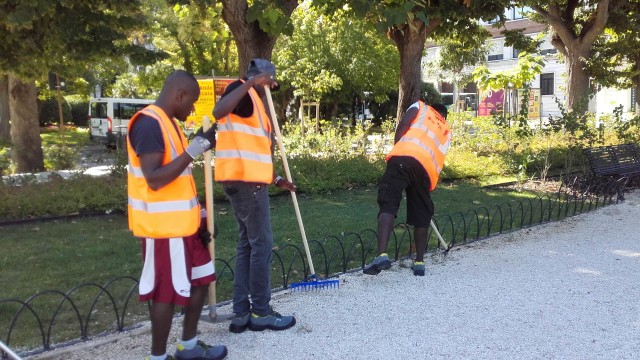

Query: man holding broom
left=213, top=58, right=297, bottom=333
left=364, top=100, right=451, bottom=276
left=126, top=70, right=227, bottom=360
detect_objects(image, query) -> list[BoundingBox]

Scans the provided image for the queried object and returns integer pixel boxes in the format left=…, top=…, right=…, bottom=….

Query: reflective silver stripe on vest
left=396, top=137, right=443, bottom=174
left=410, top=106, right=450, bottom=154
left=127, top=164, right=192, bottom=178
left=217, top=121, right=269, bottom=137
left=215, top=149, right=272, bottom=164
left=128, top=197, right=199, bottom=213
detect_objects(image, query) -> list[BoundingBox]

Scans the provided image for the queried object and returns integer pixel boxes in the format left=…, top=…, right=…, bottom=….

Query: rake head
left=290, top=276, right=340, bottom=291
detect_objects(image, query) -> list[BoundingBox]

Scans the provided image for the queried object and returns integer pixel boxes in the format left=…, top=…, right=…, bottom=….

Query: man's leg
left=224, top=184, right=252, bottom=316
left=375, top=212, right=396, bottom=255
left=364, top=158, right=408, bottom=275
left=413, top=226, right=428, bottom=263
left=150, top=301, right=174, bottom=356
left=181, top=285, right=207, bottom=341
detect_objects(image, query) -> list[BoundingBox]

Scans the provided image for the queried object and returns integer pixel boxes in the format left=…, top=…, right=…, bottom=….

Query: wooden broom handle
left=263, top=86, right=316, bottom=276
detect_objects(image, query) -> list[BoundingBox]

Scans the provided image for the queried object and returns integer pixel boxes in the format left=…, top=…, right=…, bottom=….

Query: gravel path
left=31, top=192, right=640, bottom=360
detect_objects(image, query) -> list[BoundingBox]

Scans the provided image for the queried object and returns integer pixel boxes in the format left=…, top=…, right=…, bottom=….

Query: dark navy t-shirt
left=129, top=115, right=164, bottom=155
left=221, top=79, right=254, bottom=118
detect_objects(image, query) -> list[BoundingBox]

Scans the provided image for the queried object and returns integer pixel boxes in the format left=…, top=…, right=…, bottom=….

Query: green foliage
left=247, top=1, right=294, bottom=37
left=0, top=147, right=11, bottom=176
left=66, top=95, right=90, bottom=126
left=38, top=96, right=72, bottom=126
left=0, top=1, right=150, bottom=80
left=421, top=82, right=443, bottom=105
left=608, top=105, right=640, bottom=144
left=43, top=145, right=76, bottom=171
left=587, top=0, right=640, bottom=90
left=0, top=175, right=127, bottom=220
left=275, top=4, right=399, bottom=105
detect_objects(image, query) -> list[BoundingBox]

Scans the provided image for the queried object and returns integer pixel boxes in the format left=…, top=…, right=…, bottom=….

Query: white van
left=89, top=98, right=154, bottom=148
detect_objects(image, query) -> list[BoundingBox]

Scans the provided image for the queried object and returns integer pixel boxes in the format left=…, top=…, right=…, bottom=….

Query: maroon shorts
left=139, top=234, right=215, bottom=306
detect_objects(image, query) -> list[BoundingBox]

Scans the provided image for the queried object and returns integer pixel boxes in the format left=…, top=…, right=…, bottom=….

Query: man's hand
left=274, top=176, right=297, bottom=192
left=185, top=125, right=217, bottom=159
left=198, top=217, right=219, bottom=247
left=249, top=73, right=279, bottom=90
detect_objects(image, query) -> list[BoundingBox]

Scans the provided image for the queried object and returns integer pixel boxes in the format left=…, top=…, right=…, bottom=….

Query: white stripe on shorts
left=170, top=237, right=191, bottom=297
left=139, top=238, right=155, bottom=296
left=192, top=260, right=215, bottom=280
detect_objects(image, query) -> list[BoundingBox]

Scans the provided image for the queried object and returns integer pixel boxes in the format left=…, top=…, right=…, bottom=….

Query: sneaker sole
left=248, top=317, right=296, bottom=332
left=229, top=322, right=249, bottom=333
left=363, top=260, right=391, bottom=275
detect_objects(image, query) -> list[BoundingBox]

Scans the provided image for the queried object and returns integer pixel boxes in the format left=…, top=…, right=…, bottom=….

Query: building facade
left=422, top=8, right=635, bottom=120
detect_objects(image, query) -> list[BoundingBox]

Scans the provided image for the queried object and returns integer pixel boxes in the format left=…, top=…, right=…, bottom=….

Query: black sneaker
left=363, top=253, right=392, bottom=275
left=229, top=312, right=250, bottom=333
left=248, top=308, right=296, bottom=331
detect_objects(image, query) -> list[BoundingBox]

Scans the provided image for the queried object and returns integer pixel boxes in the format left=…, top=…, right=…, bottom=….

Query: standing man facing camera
left=127, top=70, right=227, bottom=360
left=213, top=58, right=297, bottom=334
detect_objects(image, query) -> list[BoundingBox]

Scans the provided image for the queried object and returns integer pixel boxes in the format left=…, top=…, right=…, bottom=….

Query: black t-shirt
left=129, top=115, right=164, bottom=155
left=220, top=79, right=254, bottom=118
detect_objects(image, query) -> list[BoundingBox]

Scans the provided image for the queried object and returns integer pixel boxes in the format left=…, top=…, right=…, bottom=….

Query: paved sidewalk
left=30, top=192, right=640, bottom=360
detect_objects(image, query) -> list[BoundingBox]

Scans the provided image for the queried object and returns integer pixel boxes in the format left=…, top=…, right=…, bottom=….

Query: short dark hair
left=430, top=103, right=448, bottom=119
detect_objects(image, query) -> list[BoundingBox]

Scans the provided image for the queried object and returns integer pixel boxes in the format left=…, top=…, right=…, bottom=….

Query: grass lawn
left=40, top=126, right=90, bottom=147
left=1, top=182, right=539, bottom=302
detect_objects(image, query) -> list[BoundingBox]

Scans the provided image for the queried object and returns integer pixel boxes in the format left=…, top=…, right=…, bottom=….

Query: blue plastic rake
left=266, top=86, right=340, bottom=292
left=290, top=275, right=340, bottom=291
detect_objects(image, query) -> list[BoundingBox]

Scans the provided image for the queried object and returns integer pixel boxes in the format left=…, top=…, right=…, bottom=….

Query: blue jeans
left=223, top=182, right=273, bottom=316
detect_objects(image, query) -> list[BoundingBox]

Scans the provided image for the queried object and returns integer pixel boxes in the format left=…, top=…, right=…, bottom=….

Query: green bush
left=66, top=95, right=90, bottom=126
left=43, top=144, right=76, bottom=171
left=0, top=175, right=127, bottom=220
left=39, top=96, right=72, bottom=126
left=0, top=147, right=11, bottom=176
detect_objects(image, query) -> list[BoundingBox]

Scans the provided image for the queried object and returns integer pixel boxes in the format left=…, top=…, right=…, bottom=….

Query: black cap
left=246, top=58, right=276, bottom=78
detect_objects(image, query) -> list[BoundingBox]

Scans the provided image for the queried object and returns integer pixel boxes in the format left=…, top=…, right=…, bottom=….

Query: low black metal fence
left=0, top=174, right=628, bottom=359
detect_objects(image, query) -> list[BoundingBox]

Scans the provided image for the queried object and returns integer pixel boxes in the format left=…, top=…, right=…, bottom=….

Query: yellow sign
left=517, top=88, right=541, bottom=120
left=187, top=78, right=215, bottom=129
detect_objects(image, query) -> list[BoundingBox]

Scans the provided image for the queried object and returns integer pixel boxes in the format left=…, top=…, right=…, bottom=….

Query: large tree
left=522, top=0, right=630, bottom=109
left=0, top=0, right=148, bottom=172
left=274, top=3, right=399, bottom=120
left=587, top=0, right=640, bottom=115
left=212, top=0, right=299, bottom=76
left=312, top=0, right=507, bottom=121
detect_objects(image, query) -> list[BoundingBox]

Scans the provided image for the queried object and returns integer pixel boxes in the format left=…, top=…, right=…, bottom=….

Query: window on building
left=540, top=73, right=554, bottom=95
left=440, top=82, right=454, bottom=93
left=513, top=48, right=521, bottom=59
left=540, top=48, right=558, bottom=56
left=488, top=54, right=504, bottom=61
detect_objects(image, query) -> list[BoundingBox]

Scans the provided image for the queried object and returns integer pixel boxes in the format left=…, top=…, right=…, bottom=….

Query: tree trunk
left=0, top=74, right=10, bottom=141
left=8, top=74, right=44, bottom=173
left=221, top=0, right=298, bottom=76
left=565, top=52, right=592, bottom=110
left=389, top=21, right=427, bottom=122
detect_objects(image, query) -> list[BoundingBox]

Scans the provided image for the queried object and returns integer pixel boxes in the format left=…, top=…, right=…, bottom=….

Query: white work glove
left=185, top=125, right=216, bottom=159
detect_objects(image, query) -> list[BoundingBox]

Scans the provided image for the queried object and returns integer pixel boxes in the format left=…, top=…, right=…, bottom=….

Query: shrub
left=39, top=96, right=72, bottom=126
left=66, top=95, right=90, bottom=126
left=43, top=144, right=76, bottom=171
left=0, top=147, right=11, bottom=176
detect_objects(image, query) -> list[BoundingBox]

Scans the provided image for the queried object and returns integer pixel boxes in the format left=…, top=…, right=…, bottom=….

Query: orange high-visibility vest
left=386, top=101, right=452, bottom=191
left=126, top=105, right=200, bottom=238
left=214, top=81, right=273, bottom=184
